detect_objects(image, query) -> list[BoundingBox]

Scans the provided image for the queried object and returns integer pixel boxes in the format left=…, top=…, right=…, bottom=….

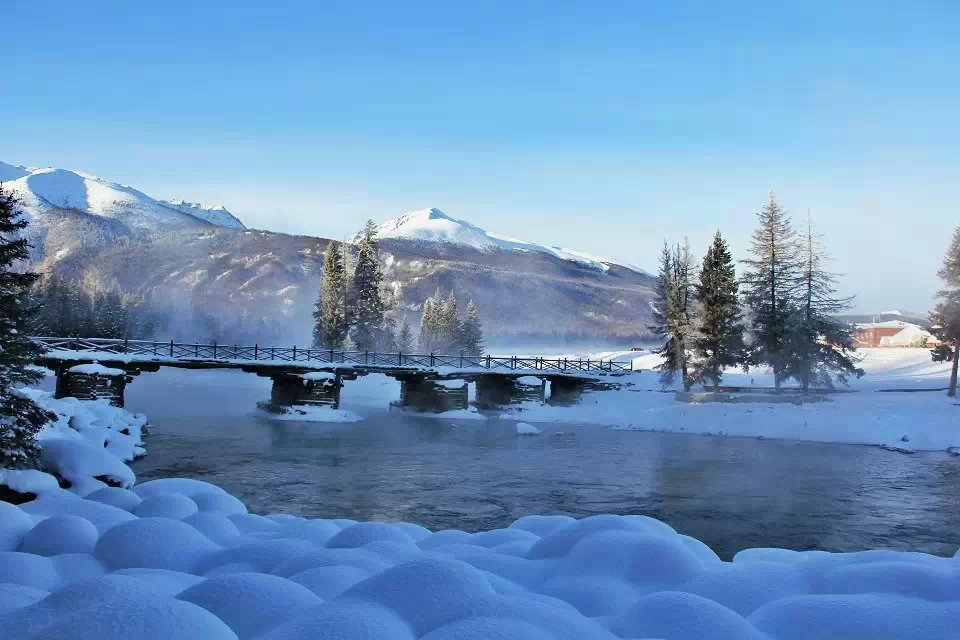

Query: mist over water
left=126, top=367, right=960, bottom=560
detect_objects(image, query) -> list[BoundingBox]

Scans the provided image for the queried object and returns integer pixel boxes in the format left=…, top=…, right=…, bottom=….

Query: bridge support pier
left=395, top=376, right=468, bottom=413
left=546, top=377, right=588, bottom=406
left=474, top=375, right=545, bottom=409
left=54, top=367, right=129, bottom=408
left=262, top=372, right=343, bottom=412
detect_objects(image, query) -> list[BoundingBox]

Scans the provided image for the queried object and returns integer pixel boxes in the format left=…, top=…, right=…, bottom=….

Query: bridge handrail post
left=195, top=343, right=199, bottom=357
left=213, top=342, right=217, bottom=359
left=254, top=344, right=258, bottom=360
left=365, top=350, right=369, bottom=364
left=170, top=340, right=174, bottom=357
left=564, top=357, right=567, bottom=370
left=460, top=352, right=463, bottom=368
left=430, top=353, right=435, bottom=367
left=398, top=351, right=402, bottom=366
left=123, top=338, right=128, bottom=354
left=152, top=341, right=157, bottom=356
left=271, top=346, right=275, bottom=360
left=486, top=354, right=491, bottom=369
left=293, top=345, right=297, bottom=362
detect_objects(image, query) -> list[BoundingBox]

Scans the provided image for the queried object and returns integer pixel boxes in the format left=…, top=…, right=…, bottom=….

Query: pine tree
left=930, top=227, right=960, bottom=396
left=649, top=241, right=696, bottom=389
left=691, top=231, right=744, bottom=388
left=459, top=300, right=485, bottom=356
left=418, top=288, right=444, bottom=352
left=0, top=187, right=54, bottom=468
left=396, top=316, right=415, bottom=353
left=313, top=241, right=348, bottom=348
left=787, top=214, right=863, bottom=390
left=350, top=220, right=385, bottom=351
left=440, top=290, right=459, bottom=352
left=741, top=193, right=803, bottom=389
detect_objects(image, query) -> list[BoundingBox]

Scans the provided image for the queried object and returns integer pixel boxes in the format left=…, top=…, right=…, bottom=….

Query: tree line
left=417, top=288, right=484, bottom=355
left=650, top=194, right=863, bottom=392
left=28, top=274, right=161, bottom=339
left=312, top=221, right=484, bottom=354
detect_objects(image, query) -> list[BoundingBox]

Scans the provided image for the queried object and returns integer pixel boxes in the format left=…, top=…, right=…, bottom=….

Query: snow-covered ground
left=0, top=473, right=957, bottom=640
left=486, top=348, right=960, bottom=452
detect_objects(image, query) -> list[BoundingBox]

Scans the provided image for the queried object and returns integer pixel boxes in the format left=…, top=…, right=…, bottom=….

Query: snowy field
left=489, top=348, right=960, bottom=452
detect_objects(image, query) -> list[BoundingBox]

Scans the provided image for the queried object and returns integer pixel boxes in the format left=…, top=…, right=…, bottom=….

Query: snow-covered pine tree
left=350, top=221, right=385, bottom=351
left=930, top=227, right=960, bottom=396
left=418, top=295, right=436, bottom=352
left=0, top=187, right=54, bottom=468
left=740, top=193, right=803, bottom=390
left=691, top=231, right=744, bottom=388
left=418, top=288, right=444, bottom=352
left=93, top=289, right=128, bottom=338
left=396, top=316, right=415, bottom=353
left=313, top=241, right=349, bottom=348
left=458, top=300, right=485, bottom=356
left=788, top=214, right=862, bottom=391
left=648, top=240, right=696, bottom=389
left=441, top=290, right=459, bottom=352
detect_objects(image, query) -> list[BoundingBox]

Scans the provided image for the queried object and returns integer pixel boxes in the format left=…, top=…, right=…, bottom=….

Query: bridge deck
left=32, top=337, right=633, bottom=378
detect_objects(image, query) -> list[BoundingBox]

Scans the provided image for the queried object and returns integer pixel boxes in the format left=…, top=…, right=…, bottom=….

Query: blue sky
left=4, top=1, right=958, bottom=312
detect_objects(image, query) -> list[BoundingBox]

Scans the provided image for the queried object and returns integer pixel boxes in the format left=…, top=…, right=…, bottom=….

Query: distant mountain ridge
left=9, top=159, right=656, bottom=344
left=369, top=207, right=645, bottom=275
left=0, top=161, right=246, bottom=231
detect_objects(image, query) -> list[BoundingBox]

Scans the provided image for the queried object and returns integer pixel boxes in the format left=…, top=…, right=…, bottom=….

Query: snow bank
left=0, top=477, right=957, bottom=639
left=264, top=406, right=363, bottom=423
left=298, top=371, right=335, bottom=382
left=67, top=363, right=126, bottom=377
left=1, top=389, right=148, bottom=498
left=516, top=376, right=543, bottom=387
left=435, top=379, right=467, bottom=389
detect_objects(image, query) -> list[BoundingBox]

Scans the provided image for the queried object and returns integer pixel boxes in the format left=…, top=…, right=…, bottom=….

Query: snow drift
left=0, top=476, right=957, bottom=639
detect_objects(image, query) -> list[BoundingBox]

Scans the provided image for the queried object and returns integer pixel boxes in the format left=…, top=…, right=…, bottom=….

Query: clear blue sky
left=5, top=1, right=958, bottom=312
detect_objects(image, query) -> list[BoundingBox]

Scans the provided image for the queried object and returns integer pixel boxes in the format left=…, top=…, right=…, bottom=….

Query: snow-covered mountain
left=0, top=161, right=245, bottom=231
left=371, top=208, right=642, bottom=274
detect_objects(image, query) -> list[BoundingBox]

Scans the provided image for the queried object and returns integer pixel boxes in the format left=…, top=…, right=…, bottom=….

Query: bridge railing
left=31, top=337, right=634, bottom=374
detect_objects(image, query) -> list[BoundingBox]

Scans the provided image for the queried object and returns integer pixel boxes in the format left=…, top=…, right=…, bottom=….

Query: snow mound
left=68, top=362, right=126, bottom=376
left=516, top=423, right=542, bottom=435
left=0, top=475, right=957, bottom=639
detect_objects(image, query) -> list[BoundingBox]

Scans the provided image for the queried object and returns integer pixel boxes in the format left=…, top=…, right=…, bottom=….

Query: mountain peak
left=0, top=160, right=245, bottom=231
left=372, top=207, right=643, bottom=275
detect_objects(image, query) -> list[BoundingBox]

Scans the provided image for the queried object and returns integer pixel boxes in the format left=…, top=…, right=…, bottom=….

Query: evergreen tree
left=396, top=316, right=415, bottom=353
left=313, top=241, right=349, bottom=348
left=649, top=240, right=696, bottom=389
left=930, top=227, right=960, bottom=396
left=458, top=300, right=485, bottom=356
left=787, top=214, right=863, bottom=390
left=741, top=193, right=803, bottom=389
left=418, top=288, right=444, bottom=351
left=0, top=187, right=54, bottom=468
left=691, top=231, right=744, bottom=388
left=440, top=290, right=460, bottom=352
left=93, top=289, right=128, bottom=338
left=350, top=220, right=385, bottom=351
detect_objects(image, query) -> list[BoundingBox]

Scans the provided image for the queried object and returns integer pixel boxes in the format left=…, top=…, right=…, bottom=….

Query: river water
left=126, top=368, right=960, bottom=560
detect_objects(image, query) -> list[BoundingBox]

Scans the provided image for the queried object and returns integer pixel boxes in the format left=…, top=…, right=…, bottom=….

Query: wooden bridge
left=32, top=337, right=634, bottom=412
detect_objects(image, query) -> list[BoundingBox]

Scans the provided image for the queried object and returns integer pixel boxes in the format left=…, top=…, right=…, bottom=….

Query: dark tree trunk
left=949, top=343, right=959, bottom=398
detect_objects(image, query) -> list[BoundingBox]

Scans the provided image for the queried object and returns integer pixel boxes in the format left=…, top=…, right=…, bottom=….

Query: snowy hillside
left=0, top=160, right=245, bottom=231
left=373, top=208, right=642, bottom=274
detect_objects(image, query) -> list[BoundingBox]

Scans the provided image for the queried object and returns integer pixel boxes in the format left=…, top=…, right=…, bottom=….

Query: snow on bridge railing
left=30, top=337, right=634, bottom=374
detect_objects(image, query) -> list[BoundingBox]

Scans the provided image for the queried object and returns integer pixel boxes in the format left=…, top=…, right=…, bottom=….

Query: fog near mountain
left=9, top=160, right=656, bottom=346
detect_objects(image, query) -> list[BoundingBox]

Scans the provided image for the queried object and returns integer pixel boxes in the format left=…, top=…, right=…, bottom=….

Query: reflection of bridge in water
left=32, top=337, right=634, bottom=413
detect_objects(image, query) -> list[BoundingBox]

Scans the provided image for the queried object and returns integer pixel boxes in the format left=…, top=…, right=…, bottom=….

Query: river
left=126, top=368, right=960, bottom=560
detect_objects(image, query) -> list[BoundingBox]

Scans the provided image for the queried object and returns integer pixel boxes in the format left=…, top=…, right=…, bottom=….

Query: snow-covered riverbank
left=490, top=348, right=960, bottom=452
